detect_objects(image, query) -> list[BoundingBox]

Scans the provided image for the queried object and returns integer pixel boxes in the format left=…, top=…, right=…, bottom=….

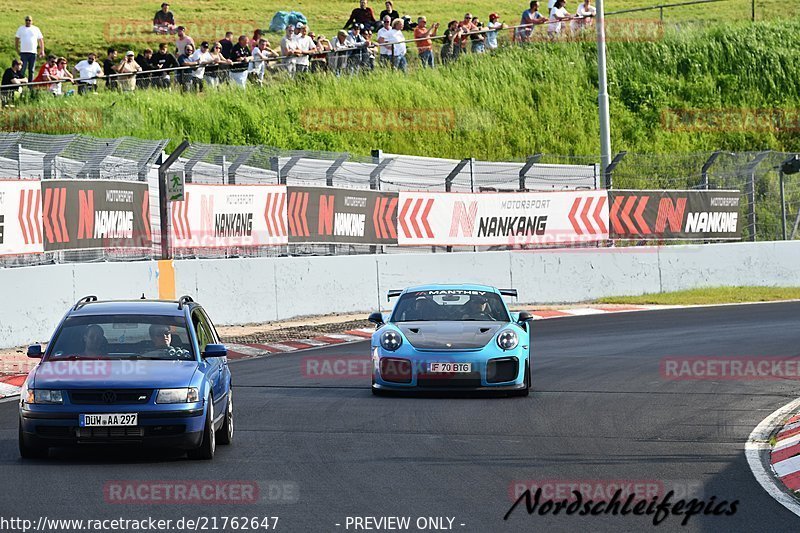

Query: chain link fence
left=1, top=132, right=798, bottom=266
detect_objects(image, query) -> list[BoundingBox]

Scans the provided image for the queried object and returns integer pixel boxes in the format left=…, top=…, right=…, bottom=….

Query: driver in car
left=147, top=324, right=188, bottom=358
left=462, top=298, right=490, bottom=320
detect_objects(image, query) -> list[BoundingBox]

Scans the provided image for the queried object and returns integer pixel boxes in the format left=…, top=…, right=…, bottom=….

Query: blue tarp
left=269, top=11, right=308, bottom=32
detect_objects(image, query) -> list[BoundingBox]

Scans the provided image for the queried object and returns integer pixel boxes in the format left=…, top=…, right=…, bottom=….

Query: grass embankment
left=597, top=287, right=800, bottom=305
left=3, top=20, right=800, bottom=161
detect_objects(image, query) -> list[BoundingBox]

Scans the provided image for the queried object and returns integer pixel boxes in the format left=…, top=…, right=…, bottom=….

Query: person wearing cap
left=114, top=51, right=142, bottom=92
left=280, top=26, right=299, bottom=76
left=413, top=17, right=438, bottom=68
left=175, top=26, right=195, bottom=56
left=485, top=13, right=505, bottom=50
left=293, top=24, right=317, bottom=75
left=73, top=53, right=103, bottom=95
left=15, top=16, right=45, bottom=82
left=330, top=30, right=351, bottom=74
left=153, top=2, right=176, bottom=34
left=344, top=0, right=376, bottom=30
left=188, top=42, right=213, bottom=89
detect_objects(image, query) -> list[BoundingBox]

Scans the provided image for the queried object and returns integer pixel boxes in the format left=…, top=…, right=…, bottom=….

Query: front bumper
left=20, top=405, right=206, bottom=449
left=372, top=347, right=527, bottom=391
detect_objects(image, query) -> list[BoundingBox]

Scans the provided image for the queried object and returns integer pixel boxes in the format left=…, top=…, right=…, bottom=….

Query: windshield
left=46, top=315, right=194, bottom=361
left=391, top=290, right=510, bottom=322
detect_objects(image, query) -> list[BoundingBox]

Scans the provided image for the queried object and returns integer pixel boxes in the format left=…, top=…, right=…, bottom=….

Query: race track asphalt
left=1, top=302, right=799, bottom=532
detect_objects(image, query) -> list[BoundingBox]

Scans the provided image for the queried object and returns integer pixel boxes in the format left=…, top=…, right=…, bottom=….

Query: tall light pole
left=596, top=0, right=612, bottom=187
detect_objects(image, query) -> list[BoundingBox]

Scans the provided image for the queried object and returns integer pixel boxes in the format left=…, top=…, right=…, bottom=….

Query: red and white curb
left=746, top=397, right=800, bottom=517
left=224, top=328, right=374, bottom=360
left=528, top=305, right=656, bottom=319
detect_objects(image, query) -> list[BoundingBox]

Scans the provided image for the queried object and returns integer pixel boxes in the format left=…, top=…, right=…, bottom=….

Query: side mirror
left=202, top=343, right=228, bottom=358
left=368, top=312, right=384, bottom=326
left=517, top=311, right=534, bottom=323
left=27, top=344, right=43, bottom=358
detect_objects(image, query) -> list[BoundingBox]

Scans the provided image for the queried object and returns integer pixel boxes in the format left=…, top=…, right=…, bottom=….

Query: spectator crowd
left=2, top=1, right=597, bottom=105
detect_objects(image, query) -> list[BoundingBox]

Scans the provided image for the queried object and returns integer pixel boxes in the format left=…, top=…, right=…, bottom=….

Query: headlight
left=496, top=330, right=519, bottom=351
left=26, top=389, right=63, bottom=404
left=380, top=330, right=403, bottom=351
left=156, top=387, right=199, bottom=404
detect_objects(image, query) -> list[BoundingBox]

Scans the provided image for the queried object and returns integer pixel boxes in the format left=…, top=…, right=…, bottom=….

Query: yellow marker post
left=158, top=259, right=176, bottom=300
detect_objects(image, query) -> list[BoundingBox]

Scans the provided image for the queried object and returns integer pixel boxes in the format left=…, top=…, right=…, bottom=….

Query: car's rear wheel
left=216, top=390, right=233, bottom=445
left=187, top=397, right=215, bottom=460
left=18, top=418, right=48, bottom=459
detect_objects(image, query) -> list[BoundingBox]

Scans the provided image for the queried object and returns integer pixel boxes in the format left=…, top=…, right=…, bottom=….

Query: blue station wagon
left=19, top=295, right=233, bottom=460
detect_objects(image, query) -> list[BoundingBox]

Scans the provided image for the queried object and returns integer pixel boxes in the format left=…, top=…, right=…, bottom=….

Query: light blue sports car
left=369, top=284, right=532, bottom=396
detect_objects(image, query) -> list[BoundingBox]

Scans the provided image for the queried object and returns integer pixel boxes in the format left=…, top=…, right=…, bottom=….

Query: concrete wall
left=2, top=241, right=799, bottom=348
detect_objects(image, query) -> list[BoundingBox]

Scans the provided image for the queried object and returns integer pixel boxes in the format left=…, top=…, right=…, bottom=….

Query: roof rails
left=72, top=295, right=98, bottom=311
left=499, top=289, right=518, bottom=298
left=177, top=295, right=194, bottom=310
left=387, top=289, right=403, bottom=301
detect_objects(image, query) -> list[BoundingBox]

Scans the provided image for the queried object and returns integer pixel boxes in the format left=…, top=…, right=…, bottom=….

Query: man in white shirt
left=386, top=19, right=407, bottom=72
left=188, top=41, right=213, bottom=88
left=376, top=16, right=394, bottom=67
left=73, top=53, right=103, bottom=94
left=280, top=26, right=299, bottom=76
left=15, top=16, right=45, bottom=81
left=293, top=24, right=317, bottom=74
left=574, top=0, right=597, bottom=31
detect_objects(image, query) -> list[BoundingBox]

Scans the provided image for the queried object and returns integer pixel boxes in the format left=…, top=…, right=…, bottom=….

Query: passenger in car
left=82, top=325, right=108, bottom=356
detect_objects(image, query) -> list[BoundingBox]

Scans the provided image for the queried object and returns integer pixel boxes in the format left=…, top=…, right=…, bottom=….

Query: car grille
left=77, top=427, right=145, bottom=439
left=69, top=389, right=152, bottom=405
left=417, top=372, right=482, bottom=388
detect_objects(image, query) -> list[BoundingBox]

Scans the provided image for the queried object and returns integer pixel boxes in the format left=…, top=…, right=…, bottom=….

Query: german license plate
left=80, top=413, right=138, bottom=427
left=428, top=362, right=472, bottom=373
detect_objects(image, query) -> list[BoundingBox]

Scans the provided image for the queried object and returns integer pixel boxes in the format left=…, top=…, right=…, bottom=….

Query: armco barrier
left=1, top=241, right=799, bottom=349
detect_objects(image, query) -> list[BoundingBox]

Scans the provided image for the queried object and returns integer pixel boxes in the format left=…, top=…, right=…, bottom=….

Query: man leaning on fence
left=1, top=59, right=28, bottom=107
left=15, top=16, right=45, bottom=82
left=73, top=53, right=103, bottom=95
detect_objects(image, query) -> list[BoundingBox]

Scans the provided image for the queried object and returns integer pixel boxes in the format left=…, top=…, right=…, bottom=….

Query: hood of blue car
left=395, top=321, right=506, bottom=350
left=31, top=359, right=199, bottom=389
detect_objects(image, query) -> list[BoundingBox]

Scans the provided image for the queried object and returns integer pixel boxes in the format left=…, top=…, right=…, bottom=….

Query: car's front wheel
left=18, top=418, right=48, bottom=459
left=187, top=397, right=215, bottom=460
left=216, top=389, right=233, bottom=445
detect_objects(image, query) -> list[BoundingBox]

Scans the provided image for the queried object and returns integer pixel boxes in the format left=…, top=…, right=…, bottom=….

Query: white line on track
left=745, top=397, right=800, bottom=517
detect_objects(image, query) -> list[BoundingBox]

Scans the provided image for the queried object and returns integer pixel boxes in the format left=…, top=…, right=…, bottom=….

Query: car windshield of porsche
left=46, top=315, right=194, bottom=361
left=391, top=290, right=510, bottom=322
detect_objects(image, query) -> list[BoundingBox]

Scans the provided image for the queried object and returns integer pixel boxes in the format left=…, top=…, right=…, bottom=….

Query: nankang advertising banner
left=0, top=180, right=44, bottom=256
left=396, top=191, right=609, bottom=246
left=171, top=184, right=288, bottom=248
left=40, top=179, right=152, bottom=252
left=286, top=186, right=399, bottom=245
left=608, top=190, right=742, bottom=240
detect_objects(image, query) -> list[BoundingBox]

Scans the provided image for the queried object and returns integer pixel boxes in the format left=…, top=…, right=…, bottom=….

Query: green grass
left=596, top=286, right=800, bottom=305
left=5, top=20, right=800, bottom=161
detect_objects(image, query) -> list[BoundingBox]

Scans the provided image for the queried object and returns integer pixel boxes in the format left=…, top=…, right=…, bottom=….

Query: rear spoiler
left=499, top=289, right=518, bottom=298
left=387, top=290, right=403, bottom=301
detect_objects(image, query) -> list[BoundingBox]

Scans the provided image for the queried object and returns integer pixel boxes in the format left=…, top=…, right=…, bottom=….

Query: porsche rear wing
left=499, top=289, right=518, bottom=298
left=387, top=290, right=403, bottom=301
